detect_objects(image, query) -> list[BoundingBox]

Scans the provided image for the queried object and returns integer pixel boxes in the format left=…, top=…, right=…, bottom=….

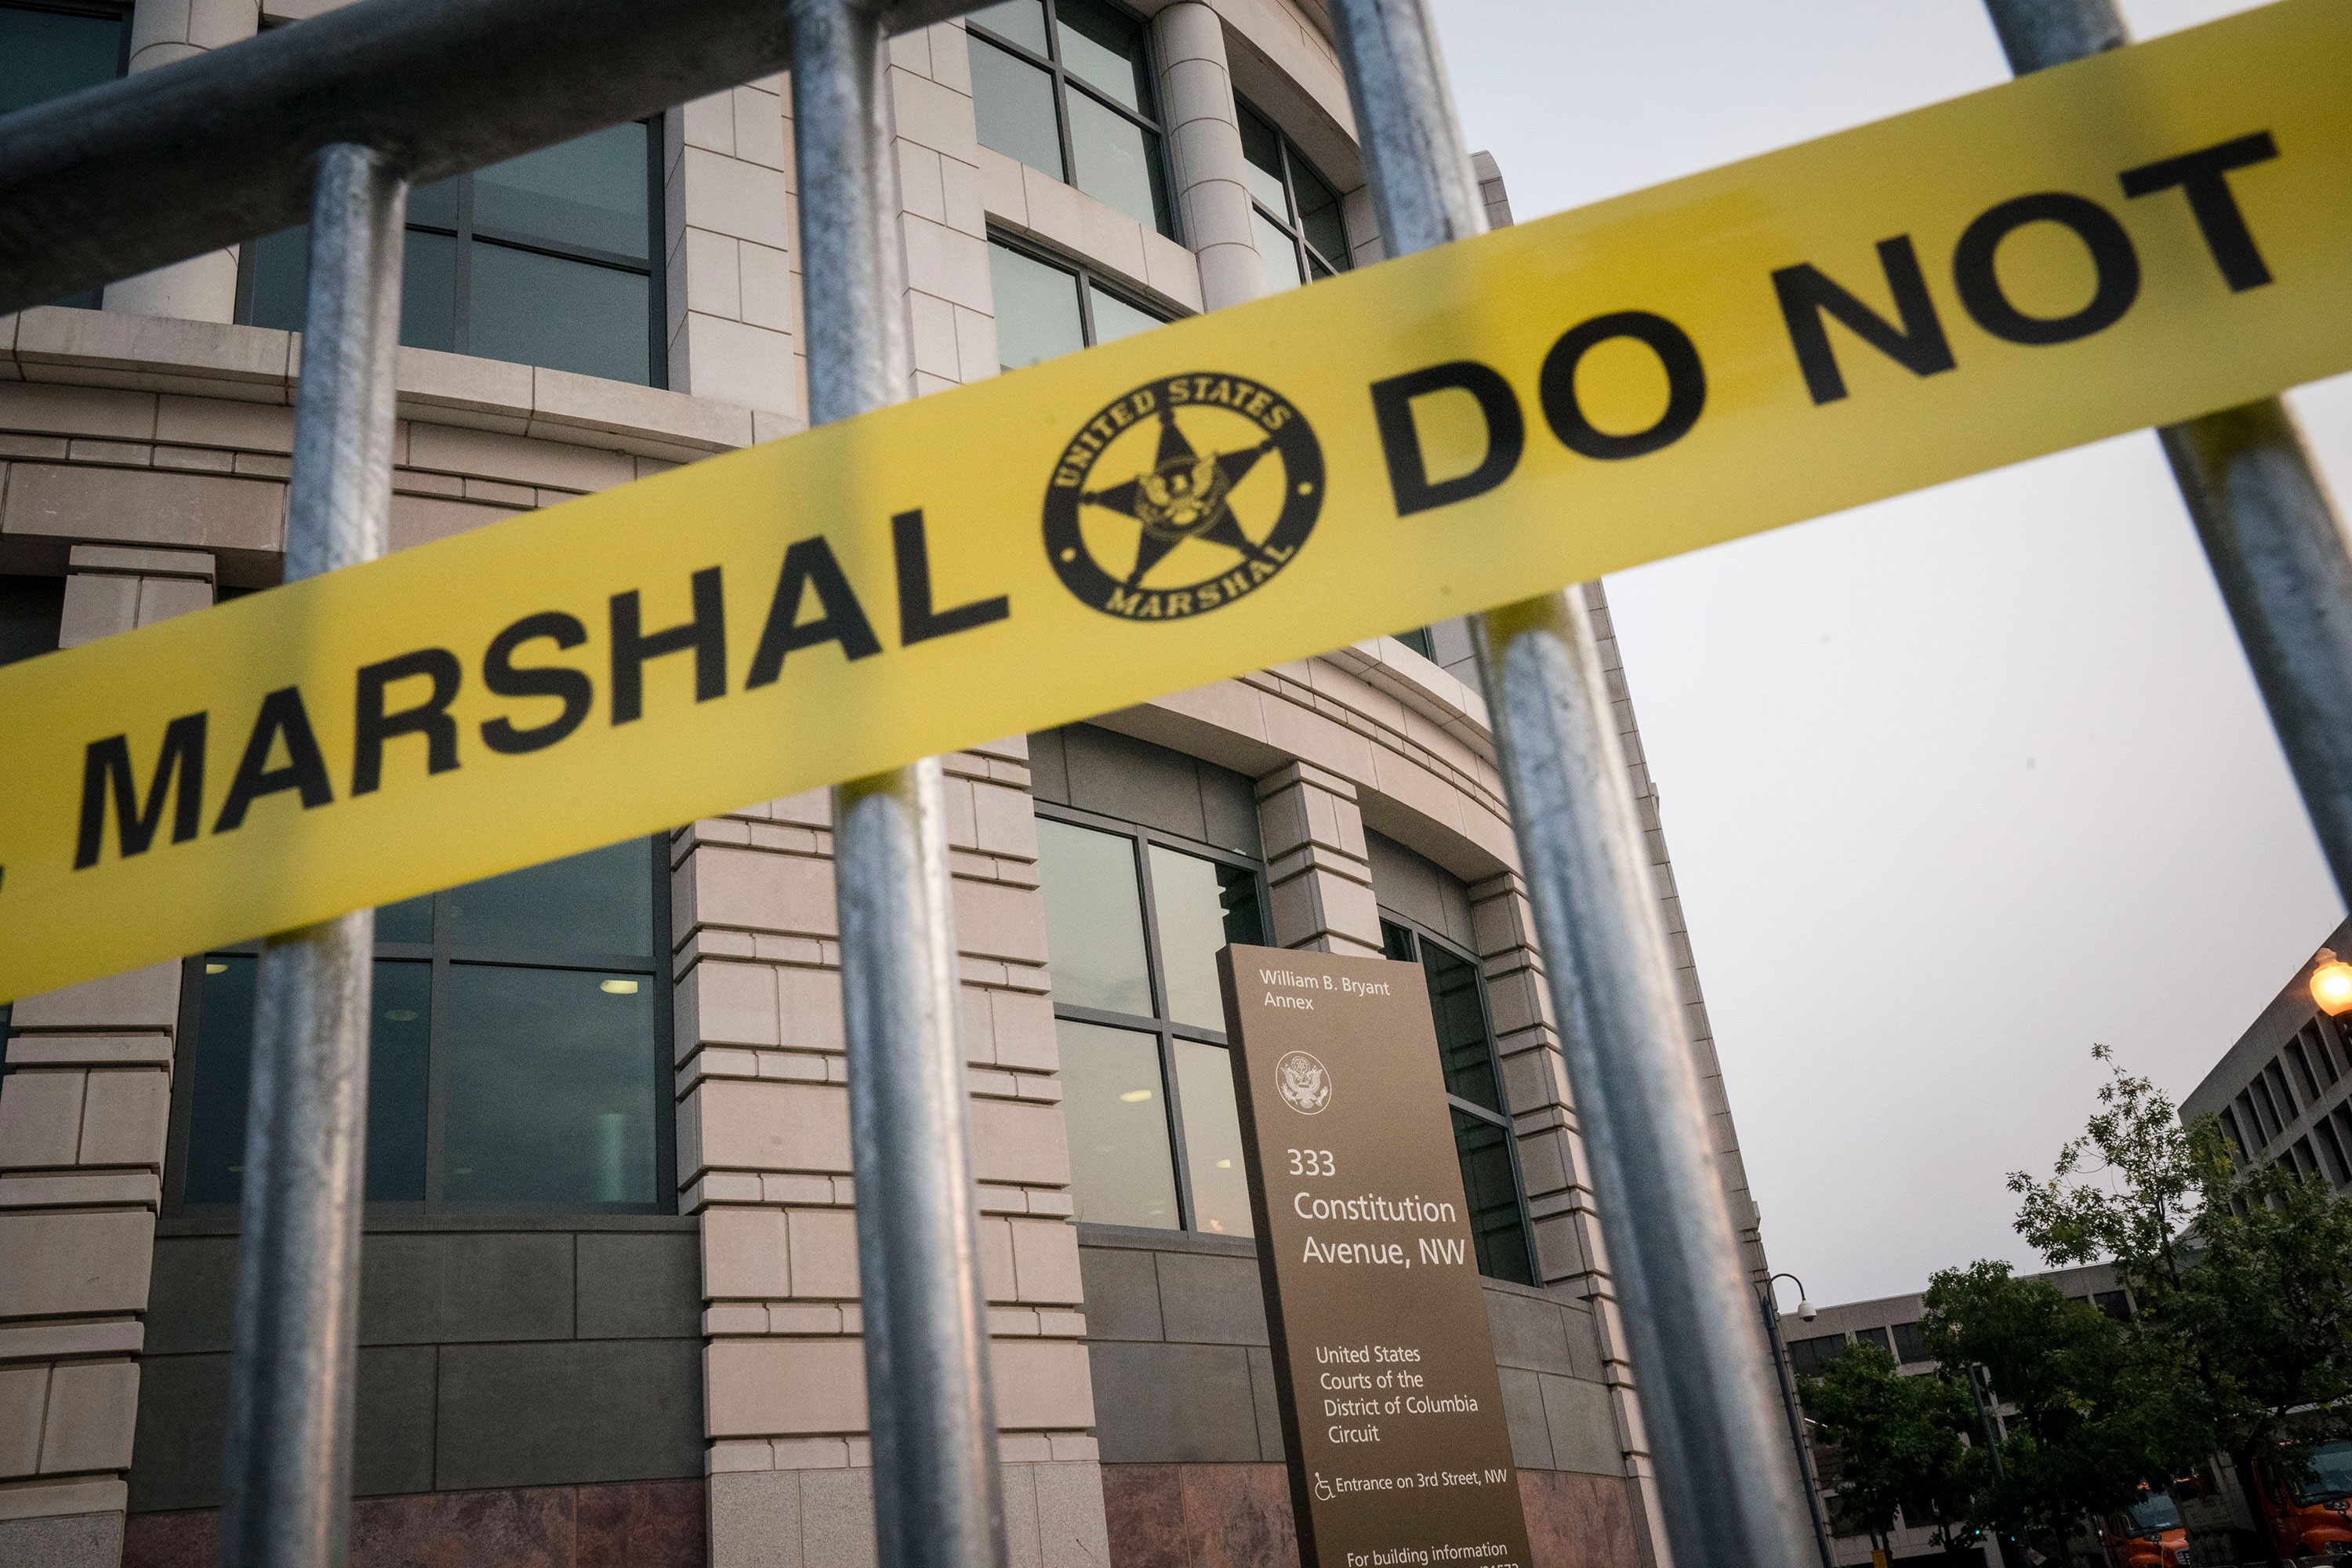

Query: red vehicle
left=2252, top=1439, right=2352, bottom=1562
left=2100, top=1489, right=2190, bottom=1568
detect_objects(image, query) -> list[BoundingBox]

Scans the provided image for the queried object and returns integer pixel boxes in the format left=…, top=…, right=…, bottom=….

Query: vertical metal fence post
left=1323, top=5, right=1819, bottom=1566
left=221, top=141, right=405, bottom=1568
left=1987, top=0, right=2352, bottom=907
left=785, top=5, right=1011, bottom=1568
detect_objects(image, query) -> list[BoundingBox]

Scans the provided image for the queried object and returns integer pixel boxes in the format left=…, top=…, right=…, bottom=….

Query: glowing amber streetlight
left=2313, top=950, right=2352, bottom=1016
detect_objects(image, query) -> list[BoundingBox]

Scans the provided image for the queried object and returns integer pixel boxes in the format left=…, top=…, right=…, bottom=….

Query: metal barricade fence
left=4, top=0, right=2346, bottom=1566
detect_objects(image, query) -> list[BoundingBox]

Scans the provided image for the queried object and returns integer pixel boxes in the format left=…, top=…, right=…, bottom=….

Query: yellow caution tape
left=4, top=0, right=2347, bottom=1001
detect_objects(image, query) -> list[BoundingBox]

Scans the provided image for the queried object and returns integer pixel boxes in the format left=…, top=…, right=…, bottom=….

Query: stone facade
left=0, top=2, right=1777, bottom=1565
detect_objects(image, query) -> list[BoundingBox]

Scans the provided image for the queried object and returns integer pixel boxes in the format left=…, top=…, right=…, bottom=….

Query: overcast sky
left=1426, top=0, right=2349, bottom=1306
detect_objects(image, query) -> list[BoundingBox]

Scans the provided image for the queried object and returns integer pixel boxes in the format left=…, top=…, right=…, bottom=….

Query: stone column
left=0, top=552, right=213, bottom=1566
left=666, top=74, right=801, bottom=420
left=1151, top=3, right=1265, bottom=310
left=101, top=0, right=260, bottom=322
left=1254, top=762, right=1382, bottom=956
left=680, top=739, right=1107, bottom=1568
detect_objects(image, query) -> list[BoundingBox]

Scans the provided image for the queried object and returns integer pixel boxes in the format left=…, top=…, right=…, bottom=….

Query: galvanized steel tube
left=1988, top=0, right=2352, bottom=904
left=1325, top=4, right=1818, bottom=1566
left=787, top=5, right=1010, bottom=1567
left=221, top=142, right=405, bottom=1568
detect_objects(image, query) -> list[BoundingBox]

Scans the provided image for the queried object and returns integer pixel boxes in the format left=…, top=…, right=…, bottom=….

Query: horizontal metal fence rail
left=0, top=0, right=973, bottom=314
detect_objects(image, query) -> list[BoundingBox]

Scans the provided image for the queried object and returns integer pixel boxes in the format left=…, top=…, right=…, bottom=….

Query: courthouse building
left=0, top=2, right=1779, bottom=1565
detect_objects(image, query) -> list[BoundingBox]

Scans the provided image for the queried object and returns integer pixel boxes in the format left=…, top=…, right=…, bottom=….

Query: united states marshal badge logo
left=1044, top=372, right=1324, bottom=621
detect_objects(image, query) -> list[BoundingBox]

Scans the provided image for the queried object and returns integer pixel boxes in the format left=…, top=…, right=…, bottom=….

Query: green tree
left=1799, top=1342, right=1987, bottom=1554
left=1922, top=1261, right=2161, bottom=1559
left=2009, top=1046, right=2352, bottom=1563
left=2173, top=1159, right=2352, bottom=1508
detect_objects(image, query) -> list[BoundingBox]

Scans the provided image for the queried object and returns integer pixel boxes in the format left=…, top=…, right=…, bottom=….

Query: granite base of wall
left=1102, top=1464, right=1640, bottom=1568
left=122, top=1478, right=706, bottom=1568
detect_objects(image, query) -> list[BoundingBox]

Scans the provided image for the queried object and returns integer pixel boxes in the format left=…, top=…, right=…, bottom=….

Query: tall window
left=1035, top=805, right=1265, bottom=1236
left=1237, top=100, right=1352, bottom=292
left=2, top=2, right=128, bottom=308
left=1381, top=917, right=1537, bottom=1283
left=967, top=0, right=1173, bottom=237
left=168, top=839, right=672, bottom=1214
left=0, top=575, right=65, bottom=666
left=988, top=236, right=1167, bottom=372
left=239, top=122, right=663, bottom=386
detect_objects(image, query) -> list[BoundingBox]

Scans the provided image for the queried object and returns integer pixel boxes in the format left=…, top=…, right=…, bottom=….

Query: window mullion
left=451, top=172, right=474, bottom=355
left=423, top=892, right=452, bottom=1209
left=1160, top=1027, right=1197, bottom=1232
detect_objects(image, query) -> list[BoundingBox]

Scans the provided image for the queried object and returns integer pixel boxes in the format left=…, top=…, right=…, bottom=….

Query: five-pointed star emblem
left=1082, top=405, right=1282, bottom=588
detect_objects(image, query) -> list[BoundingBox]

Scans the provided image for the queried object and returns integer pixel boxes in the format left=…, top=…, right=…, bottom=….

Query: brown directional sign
left=1217, top=944, right=1534, bottom=1568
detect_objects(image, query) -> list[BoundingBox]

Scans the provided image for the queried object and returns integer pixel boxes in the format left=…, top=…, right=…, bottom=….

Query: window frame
left=1236, top=96, right=1353, bottom=284
left=1036, top=798, right=1268, bottom=1236
left=965, top=0, right=1176, bottom=239
left=233, top=114, right=670, bottom=389
left=162, top=836, right=677, bottom=1220
left=1377, top=910, right=1541, bottom=1283
left=985, top=227, right=1178, bottom=361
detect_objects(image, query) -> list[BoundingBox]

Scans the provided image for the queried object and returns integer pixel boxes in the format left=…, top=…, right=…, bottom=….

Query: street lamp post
left=1760, top=1273, right=1838, bottom=1568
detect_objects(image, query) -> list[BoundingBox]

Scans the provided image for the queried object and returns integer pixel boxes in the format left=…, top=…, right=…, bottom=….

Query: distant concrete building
left=1798, top=1264, right=2137, bottom=1567
left=2182, top=916, right=2352, bottom=1183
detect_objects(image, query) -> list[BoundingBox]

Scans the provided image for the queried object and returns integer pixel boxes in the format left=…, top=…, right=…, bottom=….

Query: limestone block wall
left=674, top=750, right=1109, bottom=1568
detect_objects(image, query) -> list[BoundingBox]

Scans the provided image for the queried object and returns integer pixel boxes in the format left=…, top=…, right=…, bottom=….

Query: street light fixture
left=1759, top=1273, right=1835, bottom=1568
left=2314, top=949, right=2352, bottom=1016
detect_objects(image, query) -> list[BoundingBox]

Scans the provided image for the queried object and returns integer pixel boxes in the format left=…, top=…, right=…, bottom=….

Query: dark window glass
left=444, top=838, right=654, bottom=956
left=2220, top=1105, right=2249, bottom=1163
left=1853, top=1324, right=1893, bottom=1355
left=173, top=840, right=669, bottom=1213
left=970, top=38, right=1065, bottom=181
left=1423, top=942, right=1500, bottom=1112
left=2310, top=1022, right=2343, bottom=1084
left=443, top=964, right=658, bottom=1205
left=1380, top=916, right=1536, bottom=1284
left=1174, top=1039, right=1250, bottom=1236
left=0, top=5, right=122, bottom=117
left=1785, top=1334, right=1849, bottom=1378
left=2291, top=1036, right=2325, bottom=1102
left=1035, top=818, right=1151, bottom=1016
left=474, top=125, right=649, bottom=259
left=1394, top=626, right=1436, bottom=661
left=2321, top=1113, right=2352, bottom=1187
left=1066, top=91, right=1161, bottom=230
left=2, top=3, right=126, bottom=308
left=1034, top=802, right=1267, bottom=1236
left=1236, top=100, right=1353, bottom=292
left=2251, top=1079, right=2282, bottom=1141
left=1891, top=1320, right=1927, bottom=1363
left=988, top=236, right=1171, bottom=372
left=967, top=0, right=1048, bottom=53
left=1055, top=0, right=1146, bottom=111
left=238, top=122, right=659, bottom=386
left=1056, top=1018, right=1180, bottom=1229
left=1450, top=1108, right=1533, bottom=1283
left=2091, top=1290, right=2134, bottom=1321
left=967, top=0, right=1172, bottom=236
left=2269, top=1060, right=2299, bottom=1116
left=1148, top=844, right=1261, bottom=1031
left=989, top=241, right=1087, bottom=372
left=0, top=574, right=65, bottom=666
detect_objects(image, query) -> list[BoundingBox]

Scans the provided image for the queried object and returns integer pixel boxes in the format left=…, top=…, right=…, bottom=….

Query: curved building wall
left=0, top=3, right=1772, bottom=1566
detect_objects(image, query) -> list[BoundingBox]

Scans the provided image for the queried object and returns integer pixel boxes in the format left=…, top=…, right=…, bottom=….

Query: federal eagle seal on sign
left=1276, top=1051, right=1331, bottom=1116
left=1043, top=372, right=1324, bottom=621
